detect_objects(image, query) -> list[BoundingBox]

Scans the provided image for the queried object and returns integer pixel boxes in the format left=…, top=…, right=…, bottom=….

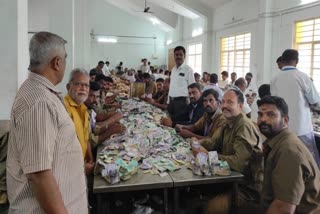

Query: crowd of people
left=1, top=31, right=320, bottom=214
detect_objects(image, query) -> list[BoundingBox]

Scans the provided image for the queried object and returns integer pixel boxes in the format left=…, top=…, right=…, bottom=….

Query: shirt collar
left=225, top=113, right=243, bottom=128
left=206, top=108, right=222, bottom=121
left=175, top=62, right=186, bottom=70
left=263, top=128, right=290, bottom=149
left=281, top=65, right=296, bottom=71
left=29, top=72, right=61, bottom=94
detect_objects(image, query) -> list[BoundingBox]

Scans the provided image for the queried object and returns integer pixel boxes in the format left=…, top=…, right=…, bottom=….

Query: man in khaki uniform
left=175, top=89, right=225, bottom=140
left=192, top=89, right=262, bottom=213
left=257, top=96, right=320, bottom=214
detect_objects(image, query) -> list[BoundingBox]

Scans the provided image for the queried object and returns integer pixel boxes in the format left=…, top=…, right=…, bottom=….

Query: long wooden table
left=168, top=166, right=244, bottom=213
left=93, top=163, right=244, bottom=214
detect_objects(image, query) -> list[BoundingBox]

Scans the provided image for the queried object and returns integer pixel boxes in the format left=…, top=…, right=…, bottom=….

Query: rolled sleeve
left=16, top=102, right=57, bottom=174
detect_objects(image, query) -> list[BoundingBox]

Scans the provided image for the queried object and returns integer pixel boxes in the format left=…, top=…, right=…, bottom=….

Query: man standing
left=168, top=46, right=195, bottom=122
left=140, top=58, right=151, bottom=74
left=64, top=68, right=94, bottom=175
left=257, top=96, right=320, bottom=213
left=7, top=32, right=87, bottom=213
left=271, top=49, right=320, bottom=167
left=175, top=89, right=225, bottom=139
left=102, top=61, right=111, bottom=76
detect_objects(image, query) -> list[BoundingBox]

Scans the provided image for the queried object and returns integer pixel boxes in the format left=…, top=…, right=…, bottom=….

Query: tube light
left=97, top=37, right=117, bottom=43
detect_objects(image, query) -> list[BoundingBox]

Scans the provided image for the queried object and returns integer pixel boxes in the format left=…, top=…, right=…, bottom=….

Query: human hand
left=175, top=124, right=183, bottom=132
left=85, top=162, right=94, bottom=175
left=179, top=129, right=193, bottom=138
left=161, top=117, right=173, bottom=127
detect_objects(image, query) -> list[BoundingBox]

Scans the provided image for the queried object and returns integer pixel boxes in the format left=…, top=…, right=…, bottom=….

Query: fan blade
left=144, top=7, right=150, bottom=12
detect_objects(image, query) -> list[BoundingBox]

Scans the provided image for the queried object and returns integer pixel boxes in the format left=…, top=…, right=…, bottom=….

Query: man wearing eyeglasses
left=64, top=68, right=94, bottom=175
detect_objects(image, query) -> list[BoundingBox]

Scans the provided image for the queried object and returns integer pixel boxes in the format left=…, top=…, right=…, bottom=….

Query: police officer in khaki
left=257, top=96, right=320, bottom=214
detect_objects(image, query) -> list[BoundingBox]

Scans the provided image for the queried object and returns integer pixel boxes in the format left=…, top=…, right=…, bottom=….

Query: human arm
left=84, top=141, right=94, bottom=175
left=17, top=101, right=67, bottom=212
left=218, top=125, right=257, bottom=172
left=266, top=200, right=296, bottom=214
left=95, top=111, right=121, bottom=122
left=95, top=112, right=123, bottom=133
left=26, top=170, right=67, bottom=214
left=179, top=129, right=207, bottom=139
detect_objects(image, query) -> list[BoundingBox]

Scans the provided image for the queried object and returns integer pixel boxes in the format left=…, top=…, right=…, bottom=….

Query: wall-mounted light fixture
left=97, top=37, right=118, bottom=43
left=166, top=40, right=172, bottom=45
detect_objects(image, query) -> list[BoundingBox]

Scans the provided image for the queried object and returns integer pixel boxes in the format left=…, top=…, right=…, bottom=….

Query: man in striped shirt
left=7, top=32, right=88, bottom=213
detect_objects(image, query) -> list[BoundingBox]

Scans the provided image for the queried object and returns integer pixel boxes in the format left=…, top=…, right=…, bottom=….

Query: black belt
left=170, top=96, right=187, bottom=101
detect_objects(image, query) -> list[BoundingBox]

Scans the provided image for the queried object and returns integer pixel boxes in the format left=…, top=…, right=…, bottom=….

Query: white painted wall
left=166, top=16, right=210, bottom=74
left=0, top=0, right=28, bottom=119
left=211, top=0, right=320, bottom=87
left=87, top=0, right=167, bottom=70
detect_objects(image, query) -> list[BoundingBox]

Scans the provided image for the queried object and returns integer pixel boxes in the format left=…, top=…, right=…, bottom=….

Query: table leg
left=231, top=182, right=238, bottom=214
left=96, top=194, right=110, bottom=214
left=163, top=188, right=168, bottom=214
left=173, top=188, right=180, bottom=214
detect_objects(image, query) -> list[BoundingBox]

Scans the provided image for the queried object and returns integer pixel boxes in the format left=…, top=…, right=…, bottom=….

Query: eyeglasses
left=70, top=81, right=89, bottom=89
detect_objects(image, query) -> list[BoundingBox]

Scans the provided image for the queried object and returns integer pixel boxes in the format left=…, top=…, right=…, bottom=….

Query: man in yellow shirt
left=64, top=68, right=94, bottom=175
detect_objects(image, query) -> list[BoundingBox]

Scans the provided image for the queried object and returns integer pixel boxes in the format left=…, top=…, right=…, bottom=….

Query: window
left=220, top=33, right=251, bottom=78
left=187, top=43, right=202, bottom=74
left=295, top=18, right=320, bottom=92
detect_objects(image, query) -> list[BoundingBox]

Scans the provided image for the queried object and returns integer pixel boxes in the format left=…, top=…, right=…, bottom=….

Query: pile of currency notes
left=96, top=98, right=192, bottom=184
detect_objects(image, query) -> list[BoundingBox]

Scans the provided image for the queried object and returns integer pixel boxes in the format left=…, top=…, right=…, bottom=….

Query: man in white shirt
left=140, top=58, right=150, bottom=74
left=230, top=72, right=237, bottom=85
left=271, top=49, right=320, bottom=167
left=203, top=73, right=224, bottom=102
left=218, top=70, right=229, bottom=90
left=233, top=77, right=252, bottom=117
left=244, top=72, right=258, bottom=97
left=168, top=46, right=195, bottom=122
left=102, top=61, right=111, bottom=76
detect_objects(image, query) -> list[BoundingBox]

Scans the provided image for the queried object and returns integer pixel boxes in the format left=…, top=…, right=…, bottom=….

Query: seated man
left=89, top=69, right=98, bottom=82
left=84, top=82, right=124, bottom=150
left=141, top=73, right=157, bottom=99
left=162, top=83, right=205, bottom=127
left=153, top=78, right=165, bottom=100
left=175, top=89, right=225, bottom=140
left=257, top=96, right=320, bottom=213
left=95, top=74, right=120, bottom=112
left=64, top=68, right=94, bottom=175
left=192, top=89, right=262, bottom=213
left=145, top=78, right=170, bottom=110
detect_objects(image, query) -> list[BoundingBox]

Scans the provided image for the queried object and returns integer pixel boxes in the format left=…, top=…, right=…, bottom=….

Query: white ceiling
left=104, top=0, right=231, bottom=32
left=198, top=0, right=231, bottom=9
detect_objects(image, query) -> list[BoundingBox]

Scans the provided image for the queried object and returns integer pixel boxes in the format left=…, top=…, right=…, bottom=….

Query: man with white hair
left=7, top=32, right=87, bottom=213
left=64, top=68, right=94, bottom=175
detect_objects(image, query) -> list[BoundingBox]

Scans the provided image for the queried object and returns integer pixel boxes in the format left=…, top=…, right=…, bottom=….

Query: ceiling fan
left=136, top=0, right=154, bottom=13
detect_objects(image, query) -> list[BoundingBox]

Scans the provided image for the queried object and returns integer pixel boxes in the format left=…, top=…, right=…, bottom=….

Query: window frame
left=294, top=17, right=320, bottom=82
left=187, top=43, right=202, bottom=75
left=220, top=32, right=251, bottom=78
